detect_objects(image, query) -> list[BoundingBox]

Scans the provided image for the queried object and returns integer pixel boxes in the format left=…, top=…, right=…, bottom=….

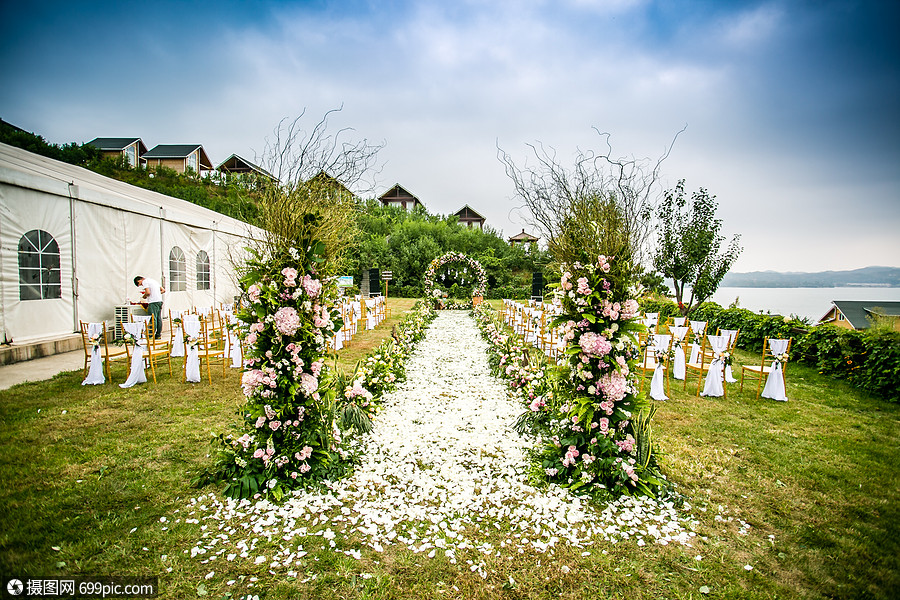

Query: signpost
left=382, top=271, right=393, bottom=300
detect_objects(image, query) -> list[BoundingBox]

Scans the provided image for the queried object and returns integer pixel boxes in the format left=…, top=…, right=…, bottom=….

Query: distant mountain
left=721, top=266, right=900, bottom=288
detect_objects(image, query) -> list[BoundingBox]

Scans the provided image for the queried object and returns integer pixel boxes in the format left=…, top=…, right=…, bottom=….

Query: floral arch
left=423, top=252, right=487, bottom=304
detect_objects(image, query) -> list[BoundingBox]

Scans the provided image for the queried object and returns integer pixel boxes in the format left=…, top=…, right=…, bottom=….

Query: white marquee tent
left=0, top=142, right=264, bottom=344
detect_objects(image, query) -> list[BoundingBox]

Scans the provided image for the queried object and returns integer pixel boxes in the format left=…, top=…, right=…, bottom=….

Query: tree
left=653, top=180, right=742, bottom=315
left=498, top=128, right=682, bottom=270
left=261, top=105, right=384, bottom=196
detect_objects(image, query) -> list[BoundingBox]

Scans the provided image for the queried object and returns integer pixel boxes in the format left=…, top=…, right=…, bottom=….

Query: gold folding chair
left=80, top=321, right=130, bottom=381
left=741, top=337, right=793, bottom=398
left=143, top=315, right=172, bottom=383
left=199, top=316, right=228, bottom=382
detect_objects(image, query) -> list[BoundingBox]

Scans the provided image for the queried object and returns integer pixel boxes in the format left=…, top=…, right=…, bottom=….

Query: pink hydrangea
left=282, top=267, right=298, bottom=287
left=301, top=275, right=322, bottom=298
left=621, top=299, right=640, bottom=319
left=274, top=306, right=301, bottom=336
left=579, top=332, right=612, bottom=357
left=300, top=372, right=318, bottom=396
left=247, top=284, right=261, bottom=303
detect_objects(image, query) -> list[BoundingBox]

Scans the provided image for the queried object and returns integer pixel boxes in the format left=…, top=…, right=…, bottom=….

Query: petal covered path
left=182, top=311, right=697, bottom=577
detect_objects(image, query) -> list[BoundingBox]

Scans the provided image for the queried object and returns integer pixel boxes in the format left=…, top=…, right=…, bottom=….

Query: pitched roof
left=378, top=183, right=423, bottom=207
left=216, top=154, right=276, bottom=180
left=821, top=300, right=900, bottom=329
left=87, top=137, right=148, bottom=155
left=508, top=228, right=539, bottom=242
left=143, top=144, right=213, bottom=169
left=309, top=171, right=354, bottom=196
left=454, top=204, right=485, bottom=222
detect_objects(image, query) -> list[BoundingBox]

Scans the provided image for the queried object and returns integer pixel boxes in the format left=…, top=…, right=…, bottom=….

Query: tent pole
left=68, top=182, right=79, bottom=331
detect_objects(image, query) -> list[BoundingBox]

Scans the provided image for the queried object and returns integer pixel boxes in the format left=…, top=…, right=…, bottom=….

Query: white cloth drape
left=762, top=338, right=790, bottom=401
left=644, top=313, right=659, bottom=331
left=184, top=320, right=202, bottom=383
left=221, top=314, right=242, bottom=368
left=700, top=335, right=729, bottom=397
left=650, top=334, right=671, bottom=401
left=721, top=329, right=739, bottom=383
left=672, top=317, right=686, bottom=327
left=171, top=325, right=185, bottom=357
left=670, top=326, right=689, bottom=380
left=82, top=322, right=106, bottom=385
left=689, top=321, right=706, bottom=364
left=119, top=322, right=147, bottom=388
left=366, top=299, right=377, bottom=330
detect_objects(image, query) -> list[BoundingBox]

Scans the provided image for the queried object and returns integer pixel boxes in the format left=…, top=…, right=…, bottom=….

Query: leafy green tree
left=653, top=180, right=742, bottom=315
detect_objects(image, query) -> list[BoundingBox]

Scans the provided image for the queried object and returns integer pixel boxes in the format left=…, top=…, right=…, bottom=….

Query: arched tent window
left=196, top=250, right=210, bottom=290
left=18, top=229, right=61, bottom=300
left=169, top=247, right=186, bottom=291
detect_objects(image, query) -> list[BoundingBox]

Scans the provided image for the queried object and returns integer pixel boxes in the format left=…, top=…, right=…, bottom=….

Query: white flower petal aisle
left=180, top=311, right=696, bottom=576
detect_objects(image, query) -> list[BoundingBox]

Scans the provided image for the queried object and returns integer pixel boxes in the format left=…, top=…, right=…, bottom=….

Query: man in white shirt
left=134, top=275, right=166, bottom=339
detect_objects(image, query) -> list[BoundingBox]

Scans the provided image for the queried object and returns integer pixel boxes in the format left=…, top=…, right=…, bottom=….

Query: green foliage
left=653, top=180, right=742, bottom=315
left=0, top=119, right=103, bottom=165
left=350, top=201, right=550, bottom=293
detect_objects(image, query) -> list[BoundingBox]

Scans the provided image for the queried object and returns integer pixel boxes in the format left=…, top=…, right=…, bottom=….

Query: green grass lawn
left=1, top=299, right=898, bottom=599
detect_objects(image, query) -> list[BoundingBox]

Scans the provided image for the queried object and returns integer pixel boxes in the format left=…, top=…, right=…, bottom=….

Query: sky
left=1, top=0, right=898, bottom=273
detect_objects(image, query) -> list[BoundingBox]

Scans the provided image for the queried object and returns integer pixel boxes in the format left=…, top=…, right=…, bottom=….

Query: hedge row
left=639, top=297, right=900, bottom=402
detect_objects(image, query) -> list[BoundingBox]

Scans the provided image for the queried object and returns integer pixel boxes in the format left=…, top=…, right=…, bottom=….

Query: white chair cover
left=119, top=322, right=147, bottom=388
left=670, top=326, right=689, bottom=380
left=644, top=313, right=659, bottom=330
left=672, top=317, right=686, bottom=327
left=650, top=334, right=671, bottom=401
left=171, top=324, right=185, bottom=357
left=365, top=298, right=377, bottom=330
left=183, top=320, right=202, bottom=383
left=82, top=322, right=106, bottom=385
left=700, top=335, right=729, bottom=397
left=721, top=329, right=739, bottom=383
left=221, top=314, right=242, bottom=368
left=332, top=325, right=343, bottom=351
left=689, top=321, right=706, bottom=364
left=761, top=339, right=790, bottom=401
left=228, top=332, right=242, bottom=367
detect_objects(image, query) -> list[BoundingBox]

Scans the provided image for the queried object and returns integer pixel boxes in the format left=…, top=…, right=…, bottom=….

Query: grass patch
left=1, top=299, right=898, bottom=599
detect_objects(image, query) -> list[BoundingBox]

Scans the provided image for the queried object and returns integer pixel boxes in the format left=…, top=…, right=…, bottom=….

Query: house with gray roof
left=817, top=300, right=900, bottom=331
left=87, top=137, right=148, bottom=167
left=508, top=229, right=539, bottom=246
left=143, top=144, right=212, bottom=174
left=379, top=184, right=424, bottom=211
left=216, top=154, right=277, bottom=182
left=453, top=205, right=486, bottom=229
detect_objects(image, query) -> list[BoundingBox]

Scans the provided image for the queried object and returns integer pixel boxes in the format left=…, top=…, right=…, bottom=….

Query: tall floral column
left=202, top=243, right=345, bottom=500
left=539, top=255, right=661, bottom=497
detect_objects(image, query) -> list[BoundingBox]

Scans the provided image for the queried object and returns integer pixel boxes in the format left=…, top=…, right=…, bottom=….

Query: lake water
left=709, top=287, right=900, bottom=322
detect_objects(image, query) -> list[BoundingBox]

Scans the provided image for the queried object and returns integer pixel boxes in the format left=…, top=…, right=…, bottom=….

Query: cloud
left=1, top=0, right=897, bottom=272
